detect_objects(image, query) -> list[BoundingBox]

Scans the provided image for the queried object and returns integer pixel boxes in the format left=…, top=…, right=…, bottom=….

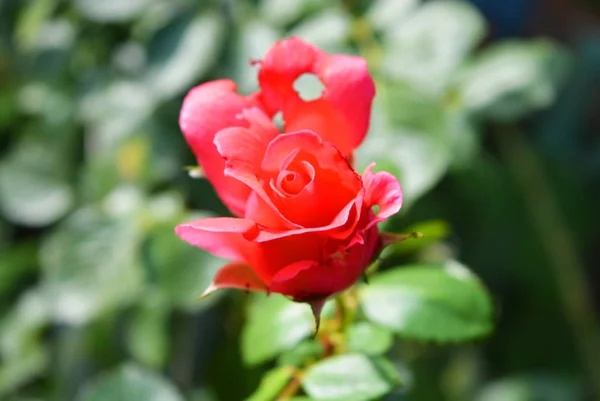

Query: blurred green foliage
left=1, top=0, right=598, bottom=400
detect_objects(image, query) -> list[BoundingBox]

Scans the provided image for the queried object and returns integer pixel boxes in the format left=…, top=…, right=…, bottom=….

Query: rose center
left=276, top=170, right=307, bottom=196
left=273, top=160, right=315, bottom=197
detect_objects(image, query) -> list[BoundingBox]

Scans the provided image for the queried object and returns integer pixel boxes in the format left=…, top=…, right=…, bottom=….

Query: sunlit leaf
left=288, top=8, right=351, bottom=54
left=245, top=366, right=295, bottom=401
left=145, top=12, right=225, bottom=99
left=360, top=261, right=494, bottom=342
left=242, top=294, right=314, bottom=366
left=346, top=322, right=393, bottom=356
left=0, top=345, right=48, bottom=398
left=40, top=208, right=143, bottom=325
left=367, top=0, right=419, bottom=31
left=126, top=297, right=169, bottom=369
left=259, top=0, right=323, bottom=27
left=79, top=80, right=156, bottom=155
left=145, top=213, right=226, bottom=311
left=475, top=375, right=582, bottom=401
left=0, top=138, right=73, bottom=227
left=382, top=0, right=486, bottom=95
left=356, top=85, right=451, bottom=205
left=230, top=21, right=280, bottom=94
left=278, top=340, right=324, bottom=367
left=457, top=40, right=569, bottom=121
left=302, top=354, right=401, bottom=401
left=77, top=364, right=184, bottom=401
left=75, top=0, right=152, bottom=23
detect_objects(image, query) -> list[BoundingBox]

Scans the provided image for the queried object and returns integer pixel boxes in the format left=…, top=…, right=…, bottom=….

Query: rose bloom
left=175, top=37, right=402, bottom=317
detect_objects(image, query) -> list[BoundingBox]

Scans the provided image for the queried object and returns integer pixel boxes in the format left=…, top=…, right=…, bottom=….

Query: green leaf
left=457, top=40, right=569, bottom=121
left=75, top=0, right=151, bottom=23
left=0, top=138, right=73, bottom=227
left=0, top=288, right=51, bottom=397
left=245, top=366, right=295, bottom=401
left=259, top=0, right=323, bottom=27
left=366, top=0, right=419, bottom=31
left=0, top=345, right=48, bottom=398
left=475, top=375, right=582, bottom=401
left=40, top=208, right=143, bottom=325
left=76, top=364, right=184, bottom=401
left=242, top=294, right=314, bottom=366
left=0, top=288, right=50, bottom=359
left=302, top=354, right=401, bottom=401
left=356, top=84, right=451, bottom=205
left=360, top=261, right=494, bottom=342
left=346, top=322, right=393, bottom=356
left=145, top=12, right=225, bottom=100
left=79, top=80, right=156, bottom=157
left=126, top=297, right=169, bottom=369
left=0, top=241, right=38, bottom=296
left=383, top=220, right=450, bottom=255
left=230, top=21, right=281, bottom=94
left=278, top=340, right=324, bottom=367
left=145, top=213, right=225, bottom=311
left=382, top=0, right=486, bottom=95
left=288, top=8, right=351, bottom=54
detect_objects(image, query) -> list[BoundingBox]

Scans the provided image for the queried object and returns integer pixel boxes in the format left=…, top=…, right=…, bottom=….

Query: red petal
left=200, top=262, right=268, bottom=298
left=214, top=108, right=279, bottom=176
left=261, top=130, right=362, bottom=228
left=174, top=217, right=259, bottom=261
left=213, top=107, right=280, bottom=202
left=179, top=80, right=261, bottom=216
left=269, top=243, right=366, bottom=300
left=258, top=37, right=376, bottom=156
left=176, top=218, right=325, bottom=285
left=362, top=163, right=403, bottom=227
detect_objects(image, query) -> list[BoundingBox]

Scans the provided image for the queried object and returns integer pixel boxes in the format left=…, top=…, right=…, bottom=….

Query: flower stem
left=276, top=374, right=302, bottom=400
left=496, top=127, right=600, bottom=399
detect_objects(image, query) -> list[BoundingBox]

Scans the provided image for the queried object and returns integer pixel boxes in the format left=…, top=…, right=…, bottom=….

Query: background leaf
left=241, top=294, right=314, bottom=366
left=346, top=322, right=393, bottom=356
left=39, top=208, right=143, bottom=325
left=382, top=0, right=486, bottom=95
left=245, top=366, right=295, bottom=401
left=302, top=354, right=401, bottom=401
left=76, top=364, right=184, bottom=401
left=360, top=262, right=494, bottom=342
left=457, top=40, right=569, bottom=121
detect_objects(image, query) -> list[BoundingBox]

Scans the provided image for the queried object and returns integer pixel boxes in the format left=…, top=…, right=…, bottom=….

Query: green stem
left=496, top=127, right=600, bottom=399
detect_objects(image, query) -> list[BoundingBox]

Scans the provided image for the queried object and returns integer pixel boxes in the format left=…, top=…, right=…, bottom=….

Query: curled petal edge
left=199, top=262, right=268, bottom=299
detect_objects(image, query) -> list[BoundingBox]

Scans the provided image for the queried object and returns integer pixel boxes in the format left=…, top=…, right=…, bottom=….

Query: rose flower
left=175, top=37, right=402, bottom=319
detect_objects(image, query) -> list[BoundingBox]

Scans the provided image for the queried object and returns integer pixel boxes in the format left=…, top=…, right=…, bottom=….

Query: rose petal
left=175, top=217, right=259, bottom=261
left=214, top=108, right=279, bottom=177
left=176, top=218, right=326, bottom=285
left=261, top=130, right=362, bottom=227
left=362, top=163, right=403, bottom=227
left=200, top=261, right=268, bottom=298
left=179, top=79, right=261, bottom=216
left=258, top=37, right=376, bottom=156
left=269, top=246, right=365, bottom=300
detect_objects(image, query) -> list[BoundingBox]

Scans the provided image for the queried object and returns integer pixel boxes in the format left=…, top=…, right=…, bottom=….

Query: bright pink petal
left=253, top=197, right=361, bottom=242
left=362, top=163, right=403, bottom=227
left=179, top=80, right=261, bottom=216
left=200, top=262, right=268, bottom=298
left=214, top=108, right=279, bottom=177
left=175, top=217, right=259, bottom=261
left=258, top=37, right=376, bottom=156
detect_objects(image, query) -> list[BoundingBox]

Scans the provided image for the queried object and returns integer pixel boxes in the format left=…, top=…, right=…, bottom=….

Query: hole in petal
left=272, top=111, right=284, bottom=131
left=293, top=73, right=325, bottom=102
